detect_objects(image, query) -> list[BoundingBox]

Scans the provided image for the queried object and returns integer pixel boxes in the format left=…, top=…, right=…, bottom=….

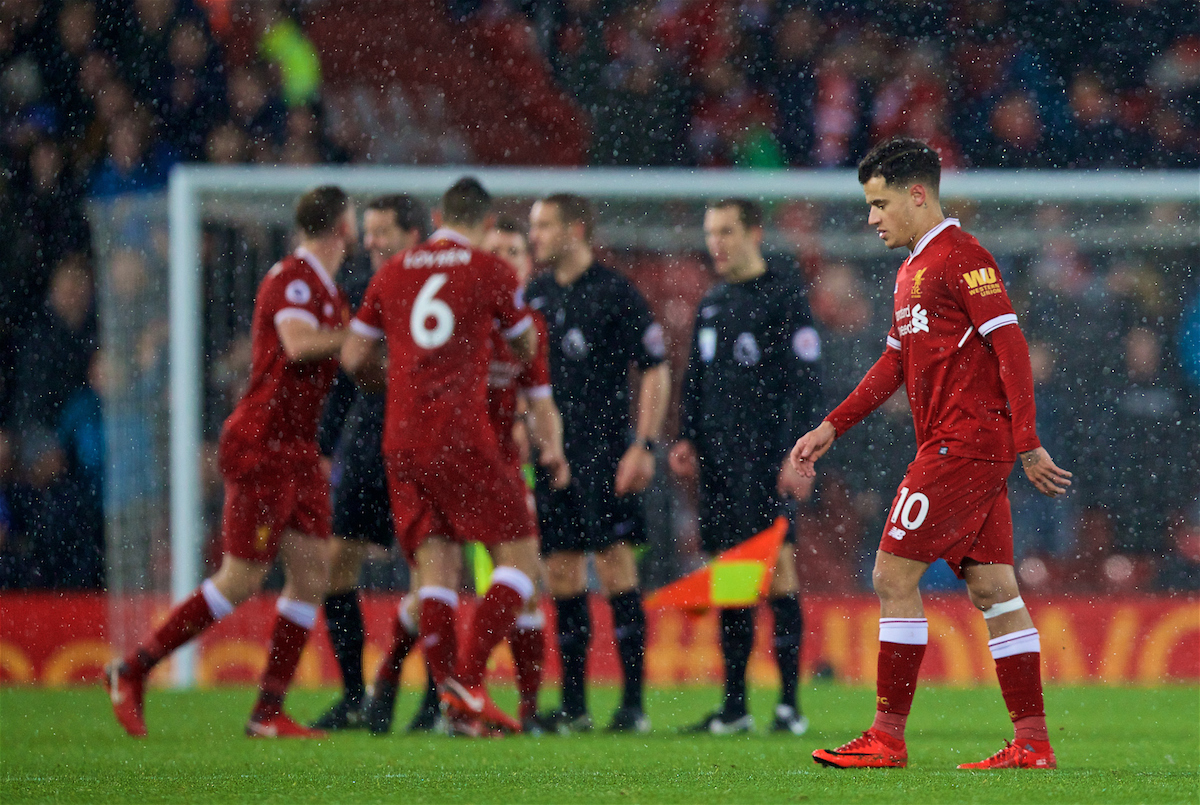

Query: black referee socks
left=609, top=590, right=646, bottom=711
left=324, top=590, right=366, bottom=703
left=770, top=595, right=803, bottom=711
left=555, top=594, right=591, bottom=718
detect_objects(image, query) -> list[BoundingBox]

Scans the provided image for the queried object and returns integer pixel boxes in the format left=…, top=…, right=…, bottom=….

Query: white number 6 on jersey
left=411, top=273, right=455, bottom=349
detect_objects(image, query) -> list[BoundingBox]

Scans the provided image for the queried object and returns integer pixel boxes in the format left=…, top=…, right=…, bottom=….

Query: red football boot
left=440, top=678, right=522, bottom=734
left=958, top=739, right=1057, bottom=770
left=245, top=712, right=328, bottom=739
left=813, top=729, right=908, bottom=769
left=104, top=662, right=147, bottom=738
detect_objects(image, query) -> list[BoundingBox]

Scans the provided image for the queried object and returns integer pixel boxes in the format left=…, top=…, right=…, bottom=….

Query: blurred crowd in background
left=0, top=0, right=1197, bottom=593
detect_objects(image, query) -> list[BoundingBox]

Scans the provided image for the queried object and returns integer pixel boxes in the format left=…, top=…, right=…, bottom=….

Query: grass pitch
left=1, top=683, right=1196, bottom=804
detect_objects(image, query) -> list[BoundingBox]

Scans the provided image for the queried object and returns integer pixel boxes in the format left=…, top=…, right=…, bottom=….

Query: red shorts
left=218, top=439, right=331, bottom=564
left=385, top=444, right=536, bottom=562
left=879, top=451, right=1014, bottom=577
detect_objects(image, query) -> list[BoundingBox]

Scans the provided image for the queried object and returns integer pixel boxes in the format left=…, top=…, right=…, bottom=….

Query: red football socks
left=376, top=613, right=418, bottom=688
left=457, top=581, right=525, bottom=689
left=128, top=589, right=216, bottom=675
left=252, top=613, right=310, bottom=721
left=509, top=619, right=545, bottom=721
left=996, top=652, right=1048, bottom=741
left=871, top=640, right=927, bottom=741
left=419, top=596, right=457, bottom=688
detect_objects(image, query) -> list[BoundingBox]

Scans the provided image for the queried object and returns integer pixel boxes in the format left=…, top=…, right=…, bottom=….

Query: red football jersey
left=885, top=219, right=1025, bottom=462
left=221, top=248, right=347, bottom=458
left=352, top=229, right=533, bottom=455
left=487, top=311, right=552, bottom=467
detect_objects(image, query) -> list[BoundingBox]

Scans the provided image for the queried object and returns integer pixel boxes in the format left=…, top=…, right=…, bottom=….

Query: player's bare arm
left=277, top=317, right=348, bottom=362
left=667, top=439, right=698, bottom=479
left=789, top=421, right=837, bottom=478
left=506, top=324, right=537, bottom=364
left=615, top=362, right=670, bottom=496
left=525, top=393, right=571, bottom=489
left=1020, top=447, right=1073, bottom=499
left=339, top=331, right=387, bottom=392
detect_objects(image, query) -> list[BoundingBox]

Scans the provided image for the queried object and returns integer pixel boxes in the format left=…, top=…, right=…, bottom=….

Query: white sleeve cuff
left=274, top=308, right=319, bottom=329
left=979, top=313, right=1018, bottom=336
left=522, top=384, right=552, bottom=400
left=503, top=314, right=533, bottom=340
left=886, top=336, right=902, bottom=351
left=350, top=318, right=384, bottom=340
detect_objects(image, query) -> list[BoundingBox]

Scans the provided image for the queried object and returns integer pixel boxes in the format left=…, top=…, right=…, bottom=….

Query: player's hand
left=777, top=459, right=816, bottom=501
left=319, top=456, right=333, bottom=480
left=1020, top=447, right=1072, bottom=498
left=789, top=421, right=837, bottom=478
left=615, top=442, right=655, bottom=496
left=539, top=448, right=571, bottom=490
left=668, top=440, right=698, bottom=479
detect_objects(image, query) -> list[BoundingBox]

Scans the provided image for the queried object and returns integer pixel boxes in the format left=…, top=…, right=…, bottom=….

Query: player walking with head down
left=341, top=177, right=542, bottom=735
left=106, top=186, right=356, bottom=738
left=792, top=137, right=1072, bottom=770
left=310, top=194, right=438, bottom=733
left=670, top=198, right=822, bottom=736
left=526, top=194, right=670, bottom=734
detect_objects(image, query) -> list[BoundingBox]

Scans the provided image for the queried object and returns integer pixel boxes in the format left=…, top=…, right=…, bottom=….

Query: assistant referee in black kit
left=527, top=193, right=670, bottom=734
left=669, top=198, right=822, bottom=735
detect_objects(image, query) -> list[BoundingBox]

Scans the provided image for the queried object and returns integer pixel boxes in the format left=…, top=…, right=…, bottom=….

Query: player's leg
left=813, top=549, right=926, bottom=768
left=958, top=560, right=1056, bottom=770
left=768, top=543, right=808, bottom=735
left=246, top=528, right=329, bottom=737
left=509, top=559, right=548, bottom=730
left=595, top=540, right=649, bottom=733
left=412, top=536, right=461, bottom=690
left=312, top=534, right=370, bottom=729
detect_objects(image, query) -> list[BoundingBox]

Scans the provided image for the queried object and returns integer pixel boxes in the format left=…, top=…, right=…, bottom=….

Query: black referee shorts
left=534, top=467, right=646, bottom=555
left=331, top=447, right=394, bottom=548
left=697, top=461, right=795, bottom=555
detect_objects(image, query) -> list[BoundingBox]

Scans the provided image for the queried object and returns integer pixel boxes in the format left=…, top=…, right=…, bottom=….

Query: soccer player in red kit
left=791, top=138, right=1072, bottom=770
left=341, top=178, right=543, bottom=735
left=105, top=186, right=356, bottom=738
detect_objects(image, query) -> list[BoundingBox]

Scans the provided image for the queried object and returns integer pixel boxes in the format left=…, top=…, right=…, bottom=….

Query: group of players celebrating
left=106, top=136, right=1071, bottom=771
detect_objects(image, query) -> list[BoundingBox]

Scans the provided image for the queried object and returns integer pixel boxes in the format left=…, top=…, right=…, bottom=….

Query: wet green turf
left=2, top=684, right=1196, bottom=803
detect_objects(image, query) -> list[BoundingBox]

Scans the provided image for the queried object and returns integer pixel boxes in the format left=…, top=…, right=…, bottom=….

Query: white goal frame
left=166, top=165, right=1198, bottom=685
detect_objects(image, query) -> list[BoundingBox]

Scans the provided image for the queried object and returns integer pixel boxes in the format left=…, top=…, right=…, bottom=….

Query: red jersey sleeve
left=989, top=324, right=1040, bottom=453
left=269, top=263, right=327, bottom=331
left=489, top=256, right=533, bottom=338
left=518, top=314, right=552, bottom=397
left=945, top=246, right=1019, bottom=339
left=350, top=268, right=386, bottom=340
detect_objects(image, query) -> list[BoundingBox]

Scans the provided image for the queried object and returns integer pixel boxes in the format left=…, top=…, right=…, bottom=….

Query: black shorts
left=534, top=467, right=646, bottom=555
left=697, top=460, right=794, bottom=555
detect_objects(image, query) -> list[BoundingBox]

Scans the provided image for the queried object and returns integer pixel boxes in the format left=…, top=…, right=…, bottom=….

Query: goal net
left=86, top=166, right=1199, bottom=685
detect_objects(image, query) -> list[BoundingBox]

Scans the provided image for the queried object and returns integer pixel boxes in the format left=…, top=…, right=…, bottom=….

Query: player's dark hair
left=493, top=213, right=525, bottom=236
left=295, top=185, right=349, bottom=237
left=367, top=194, right=432, bottom=240
left=708, top=198, right=764, bottom=229
left=541, top=193, right=596, bottom=243
left=857, top=137, right=941, bottom=195
left=441, top=176, right=492, bottom=226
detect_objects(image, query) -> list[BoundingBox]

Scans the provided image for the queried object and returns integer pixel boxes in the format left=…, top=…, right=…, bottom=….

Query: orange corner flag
left=645, top=517, right=789, bottom=611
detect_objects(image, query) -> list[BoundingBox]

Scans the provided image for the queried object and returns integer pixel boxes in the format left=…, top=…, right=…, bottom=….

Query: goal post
left=122, top=164, right=1198, bottom=686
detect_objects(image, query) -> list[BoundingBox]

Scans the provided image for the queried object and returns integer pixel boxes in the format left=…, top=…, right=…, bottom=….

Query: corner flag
left=645, top=517, right=789, bottom=611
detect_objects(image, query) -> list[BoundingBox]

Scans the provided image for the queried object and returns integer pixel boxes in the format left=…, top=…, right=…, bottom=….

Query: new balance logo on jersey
left=888, top=526, right=906, bottom=541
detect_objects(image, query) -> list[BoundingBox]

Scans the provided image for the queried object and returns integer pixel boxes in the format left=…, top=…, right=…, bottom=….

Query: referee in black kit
left=526, top=193, right=670, bottom=734
left=311, top=194, right=437, bottom=732
left=668, top=198, right=822, bottom=735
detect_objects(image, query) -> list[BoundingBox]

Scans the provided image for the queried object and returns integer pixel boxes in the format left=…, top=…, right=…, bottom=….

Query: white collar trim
left=294, top=247, right=338, bottom=296
left=908, top=218, right=960, bottom=262
left=429, top=228, right=472, bottom=247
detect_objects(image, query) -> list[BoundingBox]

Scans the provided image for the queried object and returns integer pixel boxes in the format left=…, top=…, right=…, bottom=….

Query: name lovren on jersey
left=403, top=248, right=472, bottom=269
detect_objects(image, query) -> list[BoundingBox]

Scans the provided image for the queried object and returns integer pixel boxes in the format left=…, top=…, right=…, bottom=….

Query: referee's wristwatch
left=635, top=437, right=658, bottom=452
